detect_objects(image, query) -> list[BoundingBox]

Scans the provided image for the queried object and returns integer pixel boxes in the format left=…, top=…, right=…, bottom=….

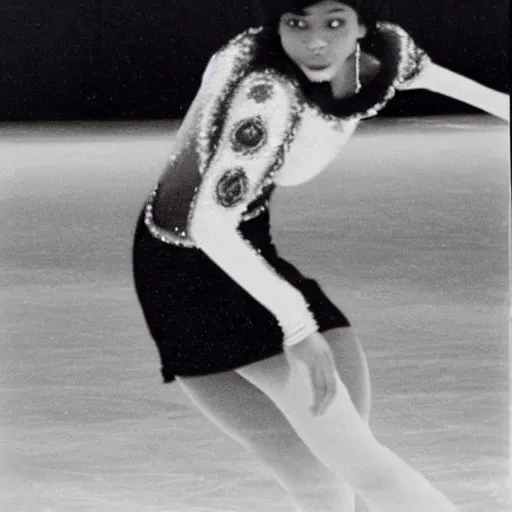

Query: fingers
left=309, top=359, right=324, bottom=416
left=310, top=353, right=337, bottom=417
left=285, top=332, right=338, bottom=417
left=321, top=353, right=338, bottom=415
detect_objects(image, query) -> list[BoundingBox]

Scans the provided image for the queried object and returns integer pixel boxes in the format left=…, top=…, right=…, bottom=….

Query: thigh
left=235, top=349, right=383, bottom=483
left=323, top=327, right=371, bottom=421
left=237, top=327, right=371, bottom=421
left=177, top=369, right=346, bottom=494
left=176, top=369, right=298, bottom=443
left=176, top=326, right=370, bottom=442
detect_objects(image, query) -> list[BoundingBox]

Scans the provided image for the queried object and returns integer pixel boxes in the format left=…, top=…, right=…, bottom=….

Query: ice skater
left=132, top=1, right=509, bottom=510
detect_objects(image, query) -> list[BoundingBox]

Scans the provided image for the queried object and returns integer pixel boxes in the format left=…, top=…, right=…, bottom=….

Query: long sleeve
left=154, top=54, right=219, bottom=215
left=189, top=71, right=319, bottom=346
left=168, top=56, right=218, bottom=152
left=385, top=22, right=509, bottom=122
left=404, top=62, right=510, bottom=122
left=192, top=212, right=319, bottom=346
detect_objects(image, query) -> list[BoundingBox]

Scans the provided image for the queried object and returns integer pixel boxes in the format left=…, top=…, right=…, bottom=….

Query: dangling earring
left=355, top=42, right=361, bottom=93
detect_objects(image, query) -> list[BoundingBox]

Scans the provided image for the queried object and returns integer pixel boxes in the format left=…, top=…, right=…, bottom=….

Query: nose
left=306, top=37, right=328, bottom=54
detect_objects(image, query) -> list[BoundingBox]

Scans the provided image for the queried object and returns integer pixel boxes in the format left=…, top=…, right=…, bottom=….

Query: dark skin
left=278, top=1, right=382, bottom=413
left=278, top=0, right=381, bottom=99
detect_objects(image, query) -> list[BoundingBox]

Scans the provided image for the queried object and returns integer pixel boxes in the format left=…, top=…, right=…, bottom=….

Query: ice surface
left=0, top=115, right=510, bottom=511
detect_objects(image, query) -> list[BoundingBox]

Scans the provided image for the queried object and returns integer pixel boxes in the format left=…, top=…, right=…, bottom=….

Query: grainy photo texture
left=1, top=1, right=510, bottom=511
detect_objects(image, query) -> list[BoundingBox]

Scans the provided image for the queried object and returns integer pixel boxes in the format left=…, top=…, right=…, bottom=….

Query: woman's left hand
left=285, top=332, right=338, bottom=416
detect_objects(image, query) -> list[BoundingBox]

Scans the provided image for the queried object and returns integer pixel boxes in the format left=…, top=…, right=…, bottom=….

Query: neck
left=330, top=50, right=360, bottom=100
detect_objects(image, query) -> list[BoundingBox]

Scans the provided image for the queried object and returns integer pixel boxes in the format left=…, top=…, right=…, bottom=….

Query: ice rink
left=1, top=115, right=510, bottom=511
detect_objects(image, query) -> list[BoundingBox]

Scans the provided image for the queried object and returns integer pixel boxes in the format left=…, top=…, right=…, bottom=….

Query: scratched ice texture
left=0, top=116, right=510, bottom=511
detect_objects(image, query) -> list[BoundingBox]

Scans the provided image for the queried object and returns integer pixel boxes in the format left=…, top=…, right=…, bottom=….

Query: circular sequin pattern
left=231, top=118, right=267, bottom=153
left=247, top=83, right=274, bottom=104
left=216, top=168, right=249, bottom=208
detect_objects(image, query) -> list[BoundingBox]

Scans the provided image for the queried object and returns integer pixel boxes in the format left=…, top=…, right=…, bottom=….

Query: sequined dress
left=132, top=22, right=432, bottom=383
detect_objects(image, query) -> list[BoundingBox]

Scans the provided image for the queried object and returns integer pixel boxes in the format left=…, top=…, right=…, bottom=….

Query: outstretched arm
left=405, top=62, right=509, bottom=122
left=382, top=23, right=509, bottom=122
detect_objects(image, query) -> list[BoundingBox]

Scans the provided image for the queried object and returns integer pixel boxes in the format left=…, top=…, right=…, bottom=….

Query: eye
left=328, top=18, right=345, bottom=29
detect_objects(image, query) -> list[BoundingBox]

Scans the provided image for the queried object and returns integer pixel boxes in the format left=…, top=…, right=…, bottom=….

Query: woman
left=132, top=1, right=509, bottom=510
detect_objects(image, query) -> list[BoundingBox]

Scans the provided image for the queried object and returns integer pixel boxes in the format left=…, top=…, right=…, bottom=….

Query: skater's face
left=278, top=0, right=367, bottom=83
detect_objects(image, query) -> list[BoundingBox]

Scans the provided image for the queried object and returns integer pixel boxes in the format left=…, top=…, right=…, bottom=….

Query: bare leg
left=177, top=327, right=369, bottom=511
left=323, top=327, right=371, bottom=423
left=179, top=371, right=351, bottom=511
left=236, top=334, right=458, bottom=512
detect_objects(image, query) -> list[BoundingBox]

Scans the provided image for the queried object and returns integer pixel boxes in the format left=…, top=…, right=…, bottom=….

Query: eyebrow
left=293, top=7, right=348, bottom=16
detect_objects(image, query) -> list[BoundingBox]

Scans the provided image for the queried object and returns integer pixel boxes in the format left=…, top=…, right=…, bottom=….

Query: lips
left=304, top=63, right=331, bottom=71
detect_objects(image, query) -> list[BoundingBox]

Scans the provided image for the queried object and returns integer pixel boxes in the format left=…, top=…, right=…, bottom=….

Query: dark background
left=0, top=0, right=509, bottom=121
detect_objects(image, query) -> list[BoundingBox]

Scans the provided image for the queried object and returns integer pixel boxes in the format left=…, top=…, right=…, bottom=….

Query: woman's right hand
left=284, top=332, right=338, bottom=417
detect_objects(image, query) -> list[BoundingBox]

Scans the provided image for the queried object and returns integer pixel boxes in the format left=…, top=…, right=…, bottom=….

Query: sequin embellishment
left=231, top=117, right=267, bottom=154
left=197, top=30, right=260, bottom=175
left=144, top=186, right=196, bottom=248
left=383, top=22, right=432, bottom=94
left=247, top=83, right=274, bottom=103
left=216, top=168, right=249, bottom=208
left=393, top=26, right=431, bottom=89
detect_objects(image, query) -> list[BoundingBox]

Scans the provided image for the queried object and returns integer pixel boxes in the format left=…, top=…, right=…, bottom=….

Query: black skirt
left=132, top=208, right=350, bottom=383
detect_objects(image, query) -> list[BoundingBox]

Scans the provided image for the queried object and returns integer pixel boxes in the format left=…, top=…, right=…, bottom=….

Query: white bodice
left=144, top=22, right=437, bottom=347
left=275, top=107, right=359, bottom=186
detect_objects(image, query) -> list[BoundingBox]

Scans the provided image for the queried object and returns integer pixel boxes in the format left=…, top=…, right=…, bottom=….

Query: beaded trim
left=245, top=70, right=304, bottom=200
left=144, top=183, right=268, bottom=246
left=198, top=50, right=300, bottom=222
left=241, top=201, right=269, bottom=222
left=359, top=22, right=431, bottom=118
left=146, top=30, right=261, bottom=249
left=144, top=186, right=197, bottom=248
left=259, top=21, right=431, bottom=121
left=391, top=23, right=432, bottom=89
left=144, top=22, right=429, bottom=246
left=197, top=29, right=262, bottom=176
left=293, top=21, right=405, bottom=122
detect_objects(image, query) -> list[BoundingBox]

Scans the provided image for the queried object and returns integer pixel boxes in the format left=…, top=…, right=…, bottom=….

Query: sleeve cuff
left=282, top=321, right=319, bottom=347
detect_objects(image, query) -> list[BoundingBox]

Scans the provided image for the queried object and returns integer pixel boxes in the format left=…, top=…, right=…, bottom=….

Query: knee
left=241, top=429, right=339, bottom=491
left=238, top=427, right=323, bottom=480
left=355, top=468, right=397, bottom=495
left=350, top=449, right=405, bottom=496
